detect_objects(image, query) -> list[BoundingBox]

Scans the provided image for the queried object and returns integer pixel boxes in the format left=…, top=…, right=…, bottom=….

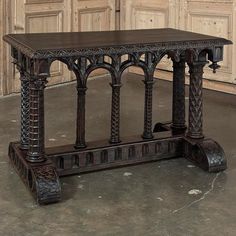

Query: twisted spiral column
left=20, top=71, right=30, bottom=150
left=27, top=77, right=47, bottom=162
left=171, top=57, right=187, bottom=134
left=142, top=79, right=154, bottom=139
left=110, top=83, right=122, bottom=144
left=187, top=61, right=207, bottom=139
left=75, top=87, right=87, bottom=148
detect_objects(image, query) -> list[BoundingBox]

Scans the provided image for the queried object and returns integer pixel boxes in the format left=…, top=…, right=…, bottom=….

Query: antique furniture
left=3, top=28, right=232, bottom=204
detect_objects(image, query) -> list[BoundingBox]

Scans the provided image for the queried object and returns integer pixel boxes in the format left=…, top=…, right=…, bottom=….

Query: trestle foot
left=8, top=142, right=61, bottom=204
left=184, top=138, right=227, bottom=172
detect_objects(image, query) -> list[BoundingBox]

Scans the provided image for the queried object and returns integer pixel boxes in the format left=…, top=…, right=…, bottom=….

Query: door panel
left=72, top=0, right=116, bottom=77
left=10, top=0, right=71, bottom=92
left=2, top=0, right=236, bottom=95
left=121, top=0, right=178, bottom=72
left=72, top=0, right=115, bottom=32
left=180, top=0, right=235, bottom=84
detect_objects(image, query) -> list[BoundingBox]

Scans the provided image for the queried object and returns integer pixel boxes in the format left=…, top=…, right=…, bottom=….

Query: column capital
left=188, top=60, right=208, bottom=74
left=77, top=86, right=87, bottom=94
left=31, top=77, right=48, bottom=90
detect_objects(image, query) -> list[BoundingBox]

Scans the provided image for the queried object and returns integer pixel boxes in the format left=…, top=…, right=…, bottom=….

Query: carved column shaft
left=187, top=61, right=207, bottom=139
left=75, top=87, right=87, bottom=148
left=171, top=57, right=186, bottom=134
left=142, top=79, right=154, bottom=139
left=27, top=77, right=47, bottom=162
left=110, top=83, right=122, bottom=144
left=20, top=71, right=30, bottom=150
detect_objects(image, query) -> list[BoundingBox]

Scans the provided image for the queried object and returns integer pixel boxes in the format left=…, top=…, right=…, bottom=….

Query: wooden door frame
left=0, top=0, right=14, bottom=95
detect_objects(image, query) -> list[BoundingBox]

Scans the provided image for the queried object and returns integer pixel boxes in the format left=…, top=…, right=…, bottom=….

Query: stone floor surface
left=0, top=74, right=235, bottom=236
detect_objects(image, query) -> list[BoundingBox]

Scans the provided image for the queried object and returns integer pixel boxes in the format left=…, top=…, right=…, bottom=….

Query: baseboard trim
left=129, top=67, right=236, bottom=95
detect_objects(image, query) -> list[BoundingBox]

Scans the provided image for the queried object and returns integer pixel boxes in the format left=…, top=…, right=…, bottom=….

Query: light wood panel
left=0, top=0, right=5, bottom=96
left=127, top=0, right=236, bottom=94
left=1, top=0, right=116, bottom=94
left=0, top=0, right=12, bottom=95
left=72, top=0, right=116, bottom=78
left=9, top=0, right=71, bottom=93
left=72, top=0, right=115, bottom=32
left=121, top=0, right=178, bottom=71
left=180, top=0, right=235, bottom=84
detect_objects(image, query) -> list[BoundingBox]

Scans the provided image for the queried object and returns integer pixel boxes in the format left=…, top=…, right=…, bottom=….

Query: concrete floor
left=0, top=73, right=236, bottom=236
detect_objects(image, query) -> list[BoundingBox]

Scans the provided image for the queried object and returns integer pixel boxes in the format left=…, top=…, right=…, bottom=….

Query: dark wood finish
left=171, top=55, right=187, bottom=135
left=3, top=28, right=231, bottom=204
left=3, top=28, right=231, bottom=59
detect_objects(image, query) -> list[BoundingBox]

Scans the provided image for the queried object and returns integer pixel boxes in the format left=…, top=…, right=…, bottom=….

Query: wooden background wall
left=0, top=0, right=235, bottom=96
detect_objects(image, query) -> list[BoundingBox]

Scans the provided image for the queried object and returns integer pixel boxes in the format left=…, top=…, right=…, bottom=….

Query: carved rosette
left=171, top=57, right=186, bottom=133
left=27, top=77, right=48, bottom=162
left=187, top=61, right=207, bottom=139
left=110, top=83, right=122, bottom=143
left=142, top=79, right=154, bottom=139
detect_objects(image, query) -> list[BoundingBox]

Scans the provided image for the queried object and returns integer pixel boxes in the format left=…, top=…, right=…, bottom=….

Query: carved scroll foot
left=8, top=142, right=61, bottom=204
left=30, top=165, right=61, bottom=204
left=184, top=138, right=227, bottom=172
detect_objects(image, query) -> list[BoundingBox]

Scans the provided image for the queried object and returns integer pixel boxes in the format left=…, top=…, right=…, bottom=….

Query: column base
left=186, top=132, right=204, bottom=139
left=8, top=142, right=61, bottom=204
left=109, top=139, right=121, bottom=144
left=74, top=144, right=87, bottom=149
left=171, top=125, right=187, bottom=135
left=184, top=138, right=227, bottom=172
left=142, top=133, right=154, bottom=140
left=26, top=154, right=47, bottom=163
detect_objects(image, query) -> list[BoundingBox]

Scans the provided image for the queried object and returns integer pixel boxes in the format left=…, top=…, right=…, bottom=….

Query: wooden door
left=180, top=0, right=235, bottom=86
left=5, top=0, right=116, bottom=94
left=0, top=0, right=7, bottom=95
left=121, top=0, right=236, bottom=93
left=72, top=0, right=116, bottom=78
left=8, top=0, right=71, bottom=93
left=72, top=0, right=115, bottom=32
left=120, top=0, right=178, bottom=73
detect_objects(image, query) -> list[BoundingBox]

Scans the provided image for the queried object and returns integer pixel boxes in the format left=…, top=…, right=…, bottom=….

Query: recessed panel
left=78, top=8, right=111, bottom=32
left=26, top=12, right=63, bottom=76
left=133, top=8, right=167, bottom=29
left=189, top=13, right=231, bottom=72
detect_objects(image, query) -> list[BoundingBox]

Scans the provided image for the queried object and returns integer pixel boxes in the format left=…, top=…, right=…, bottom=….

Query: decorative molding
left=3, top=35, right=232, bottom=60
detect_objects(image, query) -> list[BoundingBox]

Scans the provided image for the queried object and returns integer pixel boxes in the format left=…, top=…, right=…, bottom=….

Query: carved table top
left=3, top=28, right=232, bottom=59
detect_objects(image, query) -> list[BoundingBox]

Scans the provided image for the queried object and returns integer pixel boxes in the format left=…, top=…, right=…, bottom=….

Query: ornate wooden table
left=3, top=28, right=232, bottom=204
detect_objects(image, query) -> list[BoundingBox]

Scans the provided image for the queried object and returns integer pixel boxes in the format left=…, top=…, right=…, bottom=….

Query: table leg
left=171, top=57, right=187, bottom=135
left=20, top=71, right=30, bottom=150
left=9, top=72, right=61, bottom=204
left=110, top=82, right=122, bottom=143
left=184, top=60, right=227, bottom=172
left=26, top=77, right=47, bottom=162
left=187, top=61, right=206, bottom=139
left=142, top=79, right=154, bottom=139
left=75, top=87, right=87, bottom=148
